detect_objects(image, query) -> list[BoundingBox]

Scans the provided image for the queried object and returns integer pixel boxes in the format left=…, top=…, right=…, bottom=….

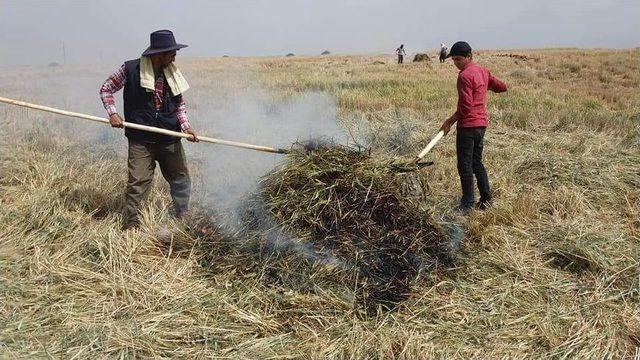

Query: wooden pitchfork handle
left=0, top=96, right=289, bottom=155
left=414, top=130, right=445, bottom=163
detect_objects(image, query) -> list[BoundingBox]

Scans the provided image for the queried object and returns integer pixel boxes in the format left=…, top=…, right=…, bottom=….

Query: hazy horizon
left=1, top=0, right=638, bottom=67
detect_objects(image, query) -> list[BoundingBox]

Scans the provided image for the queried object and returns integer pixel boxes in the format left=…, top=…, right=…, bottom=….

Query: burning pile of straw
left=254, top=144, right=448, bottom=310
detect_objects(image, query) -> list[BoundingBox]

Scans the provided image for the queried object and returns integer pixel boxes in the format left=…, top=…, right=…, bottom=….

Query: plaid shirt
left=99, top=64, right=191, bottom=131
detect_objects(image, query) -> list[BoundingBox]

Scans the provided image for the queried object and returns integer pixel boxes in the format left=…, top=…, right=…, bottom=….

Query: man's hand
left=184, top=128, right=199, bottom=142
left=440, top=119, right=453, bottom=136
left=109, top=113, right=124, bottom=128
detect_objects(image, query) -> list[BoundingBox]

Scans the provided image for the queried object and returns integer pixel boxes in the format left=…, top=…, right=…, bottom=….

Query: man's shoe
left=457, top=205, right=473, bottom=215
left=175, top=210, right=191, bottom=221
left=121, top=222, right=139, bottom=231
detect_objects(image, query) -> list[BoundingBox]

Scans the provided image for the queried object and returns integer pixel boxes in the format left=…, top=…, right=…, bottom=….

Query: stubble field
left=1, top=48, right=639, bottom=358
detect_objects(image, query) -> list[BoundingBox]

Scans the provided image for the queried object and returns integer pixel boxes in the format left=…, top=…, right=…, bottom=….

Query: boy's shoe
left=476, top=199, right=492, bottom=210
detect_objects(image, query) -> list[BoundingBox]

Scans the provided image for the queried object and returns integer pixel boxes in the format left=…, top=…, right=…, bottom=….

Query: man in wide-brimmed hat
left=99, top=29, right=199, bottom=230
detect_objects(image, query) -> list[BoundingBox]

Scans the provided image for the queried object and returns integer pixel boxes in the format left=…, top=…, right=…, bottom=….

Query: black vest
left=123, top=59, right=181, bottom=144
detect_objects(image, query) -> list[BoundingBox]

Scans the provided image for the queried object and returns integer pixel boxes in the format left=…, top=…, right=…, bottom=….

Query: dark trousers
left=456, top=127, right=491, bottom=209
left=398, top=55, right=403, bottom=64
left=439, top=54, right=446, bottom=63
left=123, top=140, right=191, bottom=226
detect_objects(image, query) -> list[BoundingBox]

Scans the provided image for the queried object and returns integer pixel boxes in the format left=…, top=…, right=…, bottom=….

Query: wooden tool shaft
left=0, top=96, right=288, bottom=154
left=417, top=130, right=444, bottom=159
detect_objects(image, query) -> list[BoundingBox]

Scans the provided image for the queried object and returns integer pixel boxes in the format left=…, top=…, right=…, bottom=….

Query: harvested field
left=1, top=49, right=639, bottom=358
left=496, top=53, right=533, bottom=61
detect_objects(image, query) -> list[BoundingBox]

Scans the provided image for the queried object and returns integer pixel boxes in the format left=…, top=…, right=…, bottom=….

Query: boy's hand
left=440, top=120, right=452, bottom=135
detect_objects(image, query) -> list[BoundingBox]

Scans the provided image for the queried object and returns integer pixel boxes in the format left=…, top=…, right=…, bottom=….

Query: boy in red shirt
left=440, top=41, right=508, bottom=212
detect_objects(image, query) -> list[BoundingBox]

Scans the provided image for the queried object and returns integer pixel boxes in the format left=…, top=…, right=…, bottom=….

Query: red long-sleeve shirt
left=99, top=64, right=191, bottom=131
left=450, top=62, right=507, bottom=128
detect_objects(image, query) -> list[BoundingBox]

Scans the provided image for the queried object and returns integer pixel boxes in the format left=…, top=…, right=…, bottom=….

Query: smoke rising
left=190, top=85, right=347, bottom=225
left=0, top=64, right=128, bottom=150
left=0, top=60, right=354, bottom=266
left=179, top=67, right=353, bottom=265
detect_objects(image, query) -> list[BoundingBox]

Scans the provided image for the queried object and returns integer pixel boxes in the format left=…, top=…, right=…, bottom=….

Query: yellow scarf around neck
left=139, top=56, right=190, bottom=96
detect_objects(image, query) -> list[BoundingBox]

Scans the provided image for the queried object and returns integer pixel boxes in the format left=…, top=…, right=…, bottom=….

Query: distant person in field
left=99, top=29, right=199, bottom=230
left=439, top=41, right=508, bottom=213
left=439, top=43, right=448, bottom=63
left=396, top=44, right=406, bottom=64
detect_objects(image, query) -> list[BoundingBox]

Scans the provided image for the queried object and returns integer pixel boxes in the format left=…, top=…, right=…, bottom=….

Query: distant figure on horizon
left=439, top=43, right=448, bottom=63
left=396, top=44, right=406, bottom=64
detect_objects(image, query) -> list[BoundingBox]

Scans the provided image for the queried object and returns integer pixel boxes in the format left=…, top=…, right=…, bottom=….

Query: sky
left=0, top=0, right=638, bottom=67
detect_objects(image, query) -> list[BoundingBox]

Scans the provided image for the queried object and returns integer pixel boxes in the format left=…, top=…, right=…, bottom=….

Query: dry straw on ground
left=1, top=49, right=639, bottom=358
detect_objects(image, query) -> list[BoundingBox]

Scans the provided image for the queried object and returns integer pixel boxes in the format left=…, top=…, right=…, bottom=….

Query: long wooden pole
left=0, top=96, right=289, bottom=154
left=414, top=130, right=444, bottom=161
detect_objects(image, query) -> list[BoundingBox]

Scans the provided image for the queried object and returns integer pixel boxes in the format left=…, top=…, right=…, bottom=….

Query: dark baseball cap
left=446, top=41, right=472, bottom=58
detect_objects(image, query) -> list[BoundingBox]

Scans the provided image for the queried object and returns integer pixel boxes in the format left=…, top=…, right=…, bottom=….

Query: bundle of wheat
left=413, top=53, right=431, bottom=62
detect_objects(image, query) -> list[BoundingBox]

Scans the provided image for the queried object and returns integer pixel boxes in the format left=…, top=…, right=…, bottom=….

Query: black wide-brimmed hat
left=446, top=41, right=472, bottom=58
left=142, top=30, right=188, bottom=56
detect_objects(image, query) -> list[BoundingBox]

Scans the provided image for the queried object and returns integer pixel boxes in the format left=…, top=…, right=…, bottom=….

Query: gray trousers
left=123, top=140, right=191, bottom=226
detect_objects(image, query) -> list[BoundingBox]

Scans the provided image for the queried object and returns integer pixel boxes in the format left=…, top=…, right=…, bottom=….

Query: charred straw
left=256, top=143, right=449, bottom=311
